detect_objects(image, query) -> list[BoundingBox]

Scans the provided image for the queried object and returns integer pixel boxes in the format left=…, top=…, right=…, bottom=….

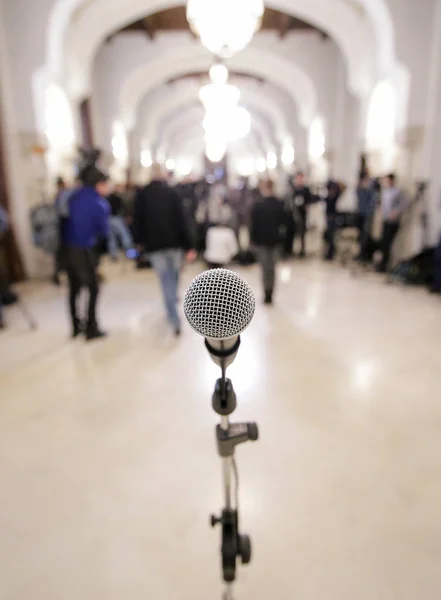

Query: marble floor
left=1, top=259, right=441, bottom=600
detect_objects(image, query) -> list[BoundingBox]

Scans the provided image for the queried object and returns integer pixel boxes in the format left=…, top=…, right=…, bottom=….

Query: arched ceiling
left=119, top=41, right=317, bottom=128
left=45, top=0, right=399, bottom=101
left=139, top=78, right=293, bottom=147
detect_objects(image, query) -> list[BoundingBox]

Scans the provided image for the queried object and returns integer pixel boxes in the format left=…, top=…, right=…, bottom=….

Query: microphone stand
left=209, top=338, right=259, bottom=593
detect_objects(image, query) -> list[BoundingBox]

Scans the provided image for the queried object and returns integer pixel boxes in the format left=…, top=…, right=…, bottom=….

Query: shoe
left=299, top=251, right=306, bottom=259
left=85, top=328, right=107, bottom=341
left=0, top=319, right=5, bottom=330
left=52, top=274, right=61, bottom=286
left=430, top=287, right=441, bottom=295
left=174, top=327, right=182, bottom=337
left=72, top=320, right=84, bottom=339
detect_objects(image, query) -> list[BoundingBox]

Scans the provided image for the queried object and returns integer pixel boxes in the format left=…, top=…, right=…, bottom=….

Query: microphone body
left=183, top=269, right=255, bottom=368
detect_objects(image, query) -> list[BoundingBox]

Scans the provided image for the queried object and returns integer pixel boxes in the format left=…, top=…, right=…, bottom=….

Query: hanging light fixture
left=200, top=63, right=251, bottom=162
left=187, top=0, right=265, bottom=58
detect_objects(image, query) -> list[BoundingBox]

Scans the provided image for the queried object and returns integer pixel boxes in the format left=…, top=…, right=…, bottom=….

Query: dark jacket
left=250, top=196, right=285, bottom=247
left=357, top=185, right=376, bottom=216
left=287, top=185, right=312, bottom=218
left=325, top=181, right=342, bottom=217
left=107, top=193, right=126, bottom=217
left=133, top=180, right=193, bottom=252
left=63, top=186, right=109, bottom=248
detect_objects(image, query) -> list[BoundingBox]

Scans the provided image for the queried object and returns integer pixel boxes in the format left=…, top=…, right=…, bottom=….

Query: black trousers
left=380, top=221, right=399, bottom=271
left=283, top=214, right=295, bottom=255
left=294, top=211, right=307, bottom=256
left=324, top=215, right=337, bottom=259
left=66, top=246, right=100, bottom=329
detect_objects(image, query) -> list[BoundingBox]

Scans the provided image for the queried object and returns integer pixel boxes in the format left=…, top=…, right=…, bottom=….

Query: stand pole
left=211, top=374, right=259, bottom=584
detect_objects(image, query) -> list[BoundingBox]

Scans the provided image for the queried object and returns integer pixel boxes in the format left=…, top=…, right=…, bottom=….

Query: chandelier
left=200, top=65, right=251, bottom=162
left=187, top=0, right=265, bottom=58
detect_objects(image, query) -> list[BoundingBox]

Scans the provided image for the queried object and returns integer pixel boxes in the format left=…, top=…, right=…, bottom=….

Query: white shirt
left=382, top=186, right=406, bottom=220
left=204, top=226, right=239, bottom=265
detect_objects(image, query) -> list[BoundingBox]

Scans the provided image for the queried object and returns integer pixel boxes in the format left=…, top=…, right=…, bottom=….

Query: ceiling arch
left=140, top=79, right=290, bottom=147
left=45, top=0, right=399, bottom=101
left=119, top=42, right=317, bottom=128
left=156, top=104, right=272, bottom=158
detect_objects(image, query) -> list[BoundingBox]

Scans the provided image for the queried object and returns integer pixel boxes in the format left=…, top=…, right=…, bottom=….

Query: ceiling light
left=267, top=151, right=277, bottom=169
left=199, top=82, right=241, bottom=112
left=166, top=158, right=176, bottom=171
left=281, top=143, right=295, bottom=166
left=141, top=150, right=152, bottom=168
left=256, top=157, right=267, bottom=173
left=209, top=64, right=229, bottom=85
left=176, top=158, right=193, bottom=177
left=205, top=139, right=226, bottom=163
left=187, top=0, right=265, bottom=58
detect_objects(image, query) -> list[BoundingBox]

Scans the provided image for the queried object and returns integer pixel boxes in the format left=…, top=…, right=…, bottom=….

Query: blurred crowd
left=0, top=163, right=440, bottom=335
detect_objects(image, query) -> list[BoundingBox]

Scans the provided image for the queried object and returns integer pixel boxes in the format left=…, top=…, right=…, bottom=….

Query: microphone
left=183, top=269, right=256, bottom=368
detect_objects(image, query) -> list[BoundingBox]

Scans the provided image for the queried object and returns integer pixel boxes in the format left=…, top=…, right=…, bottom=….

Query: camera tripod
left=210, top=361, right=259, bottom=589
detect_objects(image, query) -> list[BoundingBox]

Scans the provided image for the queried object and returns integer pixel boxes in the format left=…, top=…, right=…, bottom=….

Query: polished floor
left=1, top=259, right=441, bottom=600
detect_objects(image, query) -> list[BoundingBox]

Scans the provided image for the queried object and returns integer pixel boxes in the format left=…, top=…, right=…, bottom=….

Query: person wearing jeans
left=149, top=249, right=183, bottom=330
left=133, top=164, right=195, bottom=335
left=250, top=179, right=285, bottom=305
left=378, top=173, right=407, bottom=273
left=107, top=184, right=133, bottom=260
left=63, top=166, right=110, bottom=340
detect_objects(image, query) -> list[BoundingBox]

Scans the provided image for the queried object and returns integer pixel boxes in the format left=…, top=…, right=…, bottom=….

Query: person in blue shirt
left=356, top=172, right=376, bottom=262
left=63, top=166, right=110, bottom=340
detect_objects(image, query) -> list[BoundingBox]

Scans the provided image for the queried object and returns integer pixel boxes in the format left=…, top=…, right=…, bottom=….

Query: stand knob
left=211, top=514, right=221, bottom=527
left=247, top=423, right=259, bottom=441
left=239, top=534, right=252, bottom=564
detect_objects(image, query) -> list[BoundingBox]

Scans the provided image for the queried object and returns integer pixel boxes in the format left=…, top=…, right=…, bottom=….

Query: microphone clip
left=204, top=336, right=241, bottom=359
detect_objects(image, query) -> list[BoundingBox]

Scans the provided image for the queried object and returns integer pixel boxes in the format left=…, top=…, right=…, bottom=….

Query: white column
left=0, top=10, right=36, bottom=276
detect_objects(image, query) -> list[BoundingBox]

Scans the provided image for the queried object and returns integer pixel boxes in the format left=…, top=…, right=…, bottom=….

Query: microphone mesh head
left=184, top=269, right=255, bottom=339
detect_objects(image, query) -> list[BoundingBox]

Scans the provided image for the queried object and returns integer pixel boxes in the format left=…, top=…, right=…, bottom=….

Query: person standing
left=107, top=184, right=133, bottom=261
left=323, top=180, right=343, bottom=261
left=356, top=173, right=376, bottom=262
left=53, top=177, right=67, bottom=285
left=132, top=164, right=196, bottom=336
left=62, top=166, right=110, bottom=340
left=378, top=173, right=407, bottom=273
left=250, top=179, right=285, bottom=305
left=284, top=172, right=312, bottom=257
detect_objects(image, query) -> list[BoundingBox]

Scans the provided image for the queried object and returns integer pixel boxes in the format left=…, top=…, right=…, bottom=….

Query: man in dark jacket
left=323, top=180, right=343, bottom=261
left=63, top=166, right=110, bottom=340
left=250, top=179, right=285, bottom=305
left=132, top=164, right=195, bottom=335
left=284, top=171, right=312, bottom=257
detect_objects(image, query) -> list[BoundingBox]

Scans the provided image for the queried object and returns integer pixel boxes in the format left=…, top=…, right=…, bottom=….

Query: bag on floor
left=0, top=288, right=18, bottom=306
left=390, top=248, right=435, bottom=286
left=236, top=249, right=256, bottom=266
left=30, top=204, right=59, bottom=255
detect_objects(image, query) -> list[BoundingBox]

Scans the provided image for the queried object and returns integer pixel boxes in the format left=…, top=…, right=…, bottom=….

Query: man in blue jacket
left=63, top=166, right=110, bottom=340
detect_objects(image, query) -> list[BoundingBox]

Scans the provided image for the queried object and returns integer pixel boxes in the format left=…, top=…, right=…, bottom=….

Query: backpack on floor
left=30, top=204, right=59, bottom=255
left=390, top=248, right=435, bottom=286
